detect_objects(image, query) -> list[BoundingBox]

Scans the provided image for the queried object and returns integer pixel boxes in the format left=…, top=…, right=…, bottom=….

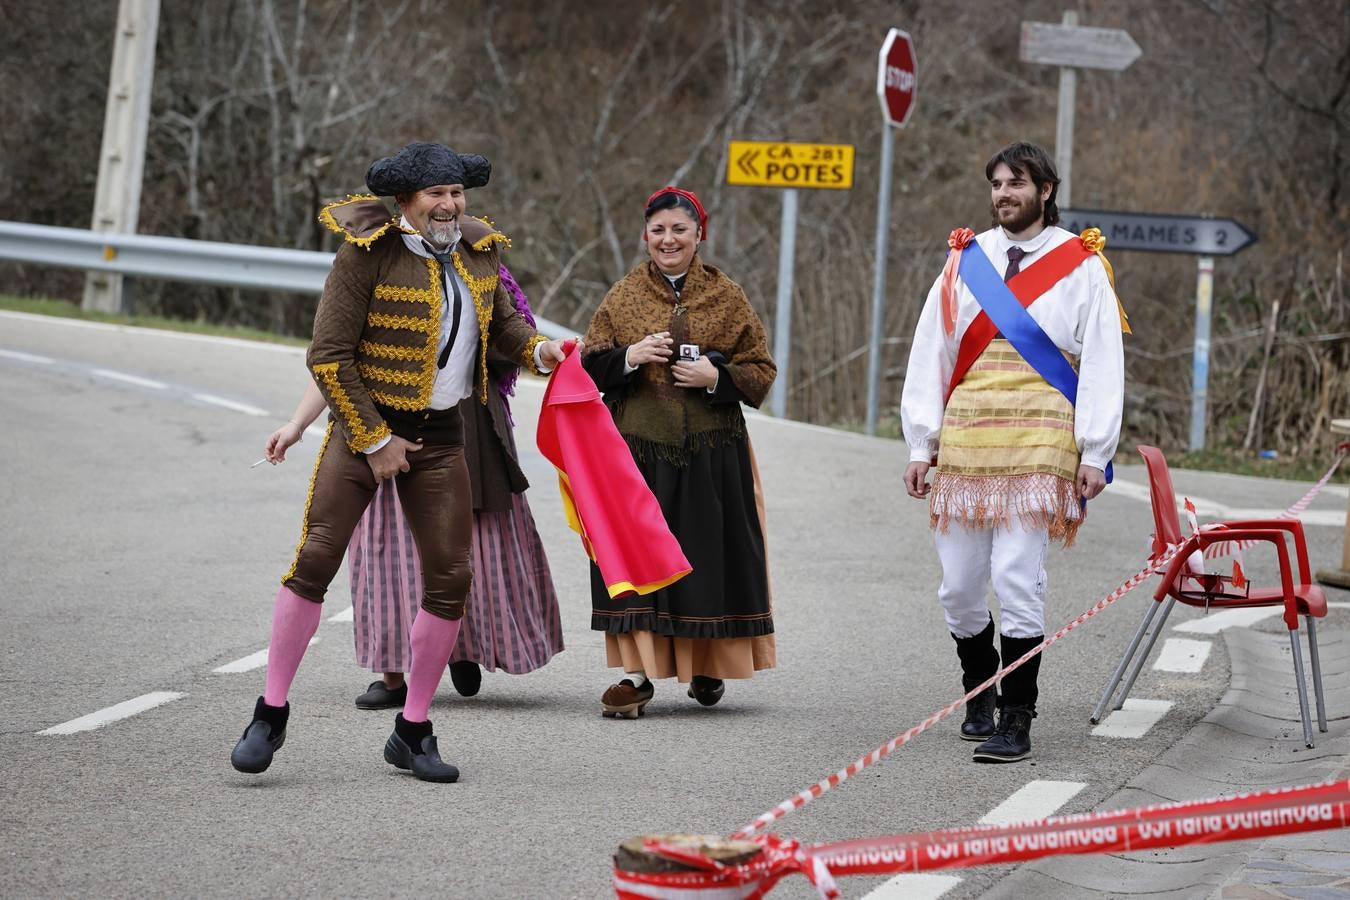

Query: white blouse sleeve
left=900, top=273, right=958, bottom=463
left=1073, top=258, right=1126, bottom=471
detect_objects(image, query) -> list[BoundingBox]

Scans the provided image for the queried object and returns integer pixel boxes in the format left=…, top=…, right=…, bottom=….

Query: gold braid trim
left=374, top=282, right=438, bottom=304
left=369, top=389, right=425, bottom=411
left=359, top=340, right=428, bottom=362
left=358, top=362, right=425, bottom=387
left=282, top=420, right=335, bottom=584
left=453, top=251, right=500, bottom=403
left=470, top=230, right=512, bottom=251
left=316, top=194, right=401, bottom=251
left=367, top=312, right=435, bottom=333
left=311, top=361, right=391, bottom=452
left=521, top=334, right=547, bottom=377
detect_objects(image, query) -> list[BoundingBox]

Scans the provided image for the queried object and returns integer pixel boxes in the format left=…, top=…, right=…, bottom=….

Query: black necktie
left=1004, top=246, right=1026, bottom=282
left=425, top=243, right=462, bottom=370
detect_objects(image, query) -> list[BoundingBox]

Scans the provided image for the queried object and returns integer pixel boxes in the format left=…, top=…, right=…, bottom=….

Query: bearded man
left=900, top=141, right=1127, bottom=763
left=229, top=142, right=568, bottom=782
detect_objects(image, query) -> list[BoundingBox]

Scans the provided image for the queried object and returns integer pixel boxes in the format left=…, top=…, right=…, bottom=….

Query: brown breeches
left=281, top=422, right=473, bottom=620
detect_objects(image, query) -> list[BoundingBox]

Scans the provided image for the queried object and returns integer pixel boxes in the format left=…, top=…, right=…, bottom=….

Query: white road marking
left=1107, top=477, right=1343, bottom=526
left=328, top=606, right=354, bottom=623
left=92, top=368, right=167, bottom=390
left=37, top=691, right=186, bottom=735
left=1091, top=698, right=1173, bottom=739
left=192, top=392, right=269, bottom=417
left=0, top=309, right=306, bottom=355
left=1153, top=637, right=1212, bottom=673
left=1173, top=607, right=1282, bottom=634
left=1328, top=602, right=1350, bottom=609
left=304, top=424, right=327, bottom=439
left=978, top=780, right=1087, bottom=826
left=213, top=637, right=319, bottom=673
left=0, top=348, right=54, bottom=364
left=861, top=873, right=962, bottom=899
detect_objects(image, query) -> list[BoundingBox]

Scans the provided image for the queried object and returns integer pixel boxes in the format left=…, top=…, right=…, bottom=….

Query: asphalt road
left=2, top=310, right=1347, bottom=899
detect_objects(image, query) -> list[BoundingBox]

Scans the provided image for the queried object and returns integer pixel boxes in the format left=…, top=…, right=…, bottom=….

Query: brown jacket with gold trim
left=309, top=195, right=546, bottom=453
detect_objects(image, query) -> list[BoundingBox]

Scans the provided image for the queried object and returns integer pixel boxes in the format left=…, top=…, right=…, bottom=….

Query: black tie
left=425, top=243, right=463, bottom=370
left=1004, top=246, right=1026, bottom=282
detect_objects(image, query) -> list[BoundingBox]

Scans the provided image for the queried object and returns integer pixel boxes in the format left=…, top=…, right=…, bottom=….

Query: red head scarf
left=642, top=186, right=708, bottom=241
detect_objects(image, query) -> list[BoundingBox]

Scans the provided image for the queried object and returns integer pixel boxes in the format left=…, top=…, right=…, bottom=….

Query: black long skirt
left=590, top=436, right=773, bottom=640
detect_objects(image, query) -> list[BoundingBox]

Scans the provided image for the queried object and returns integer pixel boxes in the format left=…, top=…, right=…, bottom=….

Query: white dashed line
left=213, top=637, right=319, bottom=673
left=1153, top=637, right=1212, bottom=672
left=979, top=780, right=1087, bottom=826
left=1091, top=698, right=1173, bottom=739
left=92, top=368, right=167, bottom=390
left=37, top=691, right=187, bottom=735
left=192, top=392, right=270, bottom=417
left=1108, top=478, right=1344, bottom=526
left=1173, top=607, right=1282, bottom=634
left=861, top=873, right=962, bottom=899
left=328, top=606, right=354, bottom=623
left=0, top=348, right=54, bottom=364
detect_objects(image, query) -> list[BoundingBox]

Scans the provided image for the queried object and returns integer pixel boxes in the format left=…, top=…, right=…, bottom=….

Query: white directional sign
left=1059, top=209, right=1258, bottom=256
left=1020, top=21, right=1142, bottom=71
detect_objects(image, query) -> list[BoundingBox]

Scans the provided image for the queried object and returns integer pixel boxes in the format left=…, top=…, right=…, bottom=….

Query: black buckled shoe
left=448, top=661, right=482, bottom=697
left=972, top=705, right=1035, bottom=763
left=960, top=686, right=998, bottom=741
left=687, top=676, right=725, bottom=707
left=230, top=696, right=289, bottom=774
left=384, top=714, right=460, bottom=783
left=355, top=679, right=407, bottom=710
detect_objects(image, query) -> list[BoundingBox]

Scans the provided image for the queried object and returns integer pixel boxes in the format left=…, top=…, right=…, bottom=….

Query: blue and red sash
left=942, top=233, right=1120, bottom=483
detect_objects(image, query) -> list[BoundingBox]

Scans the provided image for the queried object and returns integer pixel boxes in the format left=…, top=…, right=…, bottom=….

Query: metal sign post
left=1020, top=13, right=1141, bottom=209
left=1190, top=257, right=1215, bottom=451
left=727, top=139, right=855, bottom=419
left=768, top=188, right=800, bottom=419
left=864, top=27, right=917, bottom=435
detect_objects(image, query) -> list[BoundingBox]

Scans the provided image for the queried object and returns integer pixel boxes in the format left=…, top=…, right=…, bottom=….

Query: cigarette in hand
left=250, top=457, right=270, bottom=469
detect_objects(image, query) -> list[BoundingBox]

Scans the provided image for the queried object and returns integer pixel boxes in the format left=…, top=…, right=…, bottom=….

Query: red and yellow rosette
left=1081, top=227, right=1131, bottom=334
left=940, top=227, right=975, bottom=336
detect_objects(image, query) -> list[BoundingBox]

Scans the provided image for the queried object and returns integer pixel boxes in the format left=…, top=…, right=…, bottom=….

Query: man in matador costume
left=901, top=141, right=1127, bottom=763
left=230, top=142, right=568, bottom=782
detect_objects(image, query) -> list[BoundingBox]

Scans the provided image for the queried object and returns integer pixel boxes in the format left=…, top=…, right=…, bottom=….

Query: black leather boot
left=952, top=618, right=1000, bottom=741
left=384, top=714, right=460, bottom=783
left=972, top=704, right=1035, bottom=763
left=230, top=696, right=289, bottom=774
left=998, top=633, right=1044, bottom=713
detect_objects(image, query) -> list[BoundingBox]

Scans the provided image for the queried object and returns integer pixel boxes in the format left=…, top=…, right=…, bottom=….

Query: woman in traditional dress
left=580, top=186, right=776, bottom=718
left=265, top=265, right=562, bottom=706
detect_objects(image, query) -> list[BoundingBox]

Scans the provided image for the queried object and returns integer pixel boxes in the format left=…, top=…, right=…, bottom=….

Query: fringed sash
left=931, top=341, right=1083, bottom=545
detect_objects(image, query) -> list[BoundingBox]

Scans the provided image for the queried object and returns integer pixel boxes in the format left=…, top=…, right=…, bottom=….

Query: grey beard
left=424, top=218, right=460, bottom=248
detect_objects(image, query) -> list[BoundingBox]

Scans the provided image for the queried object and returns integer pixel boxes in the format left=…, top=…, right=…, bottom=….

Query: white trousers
left=934, top=521, right=1050, bottom=639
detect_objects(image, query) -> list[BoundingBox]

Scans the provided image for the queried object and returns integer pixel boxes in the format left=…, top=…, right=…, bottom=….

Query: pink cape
left=536, top=342, right=691, bottom=598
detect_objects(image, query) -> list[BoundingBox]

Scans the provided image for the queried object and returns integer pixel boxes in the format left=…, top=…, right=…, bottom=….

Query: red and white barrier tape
left=1204, top=446, right=1346, bottom=558
left=731, top=448, right=1347, bottom=840
left=617, top=780, right=1350, bottom=898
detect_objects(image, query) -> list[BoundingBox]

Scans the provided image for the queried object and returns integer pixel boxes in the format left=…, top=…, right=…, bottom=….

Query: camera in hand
left=678, top=343, right=700, bottom=362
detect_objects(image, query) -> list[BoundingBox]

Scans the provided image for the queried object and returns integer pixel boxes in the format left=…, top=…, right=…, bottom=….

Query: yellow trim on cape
left=452, top=251, right=499, bottom=403
left=316, top=195, right=416, bottom=251
left=1080, top=228, right=1131, bottom=334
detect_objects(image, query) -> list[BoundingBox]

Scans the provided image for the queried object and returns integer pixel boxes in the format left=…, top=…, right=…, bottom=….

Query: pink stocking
left=403, top=612, right=462, bottom=722
left=262, top=586, right=323, bottom=707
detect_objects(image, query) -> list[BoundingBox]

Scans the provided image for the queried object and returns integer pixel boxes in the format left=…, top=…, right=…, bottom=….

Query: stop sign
left=876, top=28, right=917, bottom=128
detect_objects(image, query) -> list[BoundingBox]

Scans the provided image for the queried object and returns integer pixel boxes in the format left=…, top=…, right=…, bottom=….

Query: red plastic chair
left=1090, top=445, right=1329, bottom=747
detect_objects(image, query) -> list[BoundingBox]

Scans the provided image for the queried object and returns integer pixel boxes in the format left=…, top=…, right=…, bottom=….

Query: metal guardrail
left=0, top=219, right=571, bottom=337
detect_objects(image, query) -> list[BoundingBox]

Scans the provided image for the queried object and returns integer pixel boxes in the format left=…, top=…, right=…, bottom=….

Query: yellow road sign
left=727, top=140, right=855, bottom=190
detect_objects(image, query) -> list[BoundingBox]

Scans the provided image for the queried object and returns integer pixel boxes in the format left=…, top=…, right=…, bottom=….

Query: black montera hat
left=365, top=142, right=491, bottom=196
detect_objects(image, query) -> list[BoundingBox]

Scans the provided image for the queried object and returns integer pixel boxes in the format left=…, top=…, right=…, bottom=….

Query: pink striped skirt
left=347, top=480, right=564, bottom=674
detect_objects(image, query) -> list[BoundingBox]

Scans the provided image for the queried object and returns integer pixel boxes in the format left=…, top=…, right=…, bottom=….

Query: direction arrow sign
left=1059, top=208, right=1258, bottom=256
left=726, top=140, right=855, bottom=190
left=1020, top=21, right=1142, bottom=71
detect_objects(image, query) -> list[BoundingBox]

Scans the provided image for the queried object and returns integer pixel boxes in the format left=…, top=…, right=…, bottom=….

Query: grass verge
left=0, top=294, right=307, bottom=347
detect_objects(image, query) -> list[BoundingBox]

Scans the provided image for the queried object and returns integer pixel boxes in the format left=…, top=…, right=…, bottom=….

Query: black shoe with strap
left=448, top=660, right=482, bottom=697
left=230, top=696, right=289, bottom=774
left=972, top=704, right=1035, bottom=763
left=960, top=686, right=998, bottom=741
left=384, top=714, right=460, bottom=783
left=687, top=675, right=725, bottom=707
